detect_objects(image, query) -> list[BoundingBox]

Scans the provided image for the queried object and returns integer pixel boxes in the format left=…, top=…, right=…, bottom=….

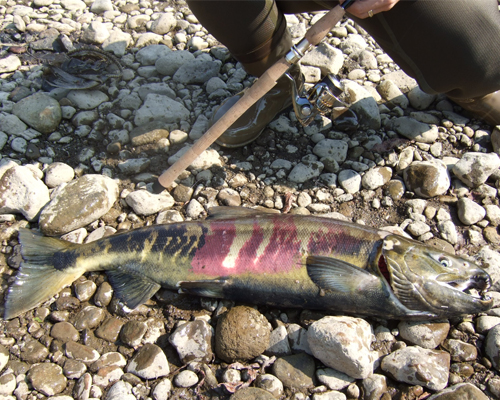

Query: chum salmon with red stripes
left=3, top=207, right=493, bottom=320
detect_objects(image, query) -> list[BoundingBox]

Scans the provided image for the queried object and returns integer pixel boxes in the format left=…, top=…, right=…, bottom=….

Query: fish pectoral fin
left=177, top=279, right=227, bottom=298
left=207, top=206, right=278, bottom=220
left=306, top=256, right=382, bottom=294
left=106, top=269, right=161, bottom=310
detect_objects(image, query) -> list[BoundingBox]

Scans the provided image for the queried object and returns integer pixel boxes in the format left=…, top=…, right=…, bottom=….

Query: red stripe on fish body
left=190, top=214, right=382, bottom=278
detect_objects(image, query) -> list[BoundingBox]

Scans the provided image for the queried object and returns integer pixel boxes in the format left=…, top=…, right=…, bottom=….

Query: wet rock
left=442, top=339, right=477, bottom=362
left=74, top=279, right=97, bottom=302
left=94, top=281, right=113, bottom=307
left=39, top=175, right=119, bottom=236
left=121, top=320, right=148, bottom=347
left=380, top=345, right=450, bottom=391
left=272, top=353, right=315, bottom=390
left=452, top=152, right=500, bottom=187
left=20, top=338, right=49, bottom=363
left=169, top=319, right=213, bottom=363
left=64, top=358, right=87, bottom=379
left=74, top=305, right=106, bottom=331
left=0, top=165, right=50, bottom=221
left=12, top=92, right=62, bottom=133
left=90, top=352, right=127, bottom=372
left=51, top=321, right=80, bottom=342
left=398, top=320, right=450, bottom=349
left=215, top=306, right=271, bottom=363
left=403, top=159, right=450, bottom=198
left=230, top=387, right=276, bottom=400
left=126, top=343, right=170, bottom=379
left=307, top=316, right=376, bottom=379
left=125, top=190, right=175, bottom=215
left=65, top=342, right=100, bottom=363
left=426, top=382, right=488, bottom=400
left=28, top=363, right=67, bottom=396
left=95, top=317, right=125, bottom=342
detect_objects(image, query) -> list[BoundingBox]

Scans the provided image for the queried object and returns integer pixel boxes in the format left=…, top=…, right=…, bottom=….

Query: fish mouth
left=437, top=273, right=492, bottom=302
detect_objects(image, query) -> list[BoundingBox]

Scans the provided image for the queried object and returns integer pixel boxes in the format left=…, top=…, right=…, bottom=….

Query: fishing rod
left=155, top=0, right=356, bottom=191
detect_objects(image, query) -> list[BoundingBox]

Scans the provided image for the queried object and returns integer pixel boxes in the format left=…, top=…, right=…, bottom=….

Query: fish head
left=381, top=235, right=493, bottom=318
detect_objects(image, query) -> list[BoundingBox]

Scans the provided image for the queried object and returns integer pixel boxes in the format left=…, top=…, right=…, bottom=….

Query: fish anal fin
left=306, top=256, right=382, bottom=294
left=177, top=279, right=227, bottom=298
left=106, top=268, right=161, bottom=310
left=207, top=206, right=278, bottom=220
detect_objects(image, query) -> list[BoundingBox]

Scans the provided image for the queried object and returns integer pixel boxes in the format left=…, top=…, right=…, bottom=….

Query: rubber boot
left=211, top=29, right=302, bottom=148
left=450, top=91, right=500, bottom=126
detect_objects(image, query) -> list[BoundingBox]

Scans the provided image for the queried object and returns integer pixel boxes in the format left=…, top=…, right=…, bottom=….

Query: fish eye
left=439, top=257, right=452, bottom=268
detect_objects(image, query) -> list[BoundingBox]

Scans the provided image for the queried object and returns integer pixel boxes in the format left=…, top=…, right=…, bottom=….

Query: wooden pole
left=157, top=4, right=348, bottom=189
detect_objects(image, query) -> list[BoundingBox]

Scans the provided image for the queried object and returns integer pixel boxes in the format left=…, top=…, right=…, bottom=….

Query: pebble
left=120, top=320, right=148, bottom=347
left=316, top=368, right=355, bottom=391
left=173, top=370, right=199, bottom=388
left=272, top=353, right=315, bottom=389
left=391, top=117, right=438, bottom=143
left=27, top=363, right=67, bottom=396
left=398, top=320, right=450, bottom=349
left=169, top=320, right=213, bottom=363
left=125, top=190, right=175, bottom=215
left=403, top=159, right=450, bottom=198
left=255, top=373, right=284, bottom=397
left=307, top=316, right=376, bottom=379
left=452, top=152, right=500, bottom=187
left=126, top=344, right=170, bottom=379
left=456, top=197, right=486, bottom=225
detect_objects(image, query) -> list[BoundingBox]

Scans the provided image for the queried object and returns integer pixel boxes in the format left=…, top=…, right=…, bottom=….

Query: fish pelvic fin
left=106, top=266, right=161, bottom=310
left=177, top=279, right=227, bottom=298
left=306, top=256, right=383, bottom=294
left=4, top=229, right=81, bottom=320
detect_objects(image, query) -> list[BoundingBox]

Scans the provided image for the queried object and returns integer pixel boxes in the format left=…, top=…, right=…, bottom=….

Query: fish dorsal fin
left=207, top=206, right=277, bottom=220
left=106, top=266, right=161, bottom=310
left=385, top=256, right=423, bottom=310
left=177, top=279, right=227, bottom=298
left=306, top=256, right=382, bottom=293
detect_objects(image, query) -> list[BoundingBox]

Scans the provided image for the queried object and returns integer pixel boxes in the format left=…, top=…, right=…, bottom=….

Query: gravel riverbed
left=1, top=0, right=500, bottom=399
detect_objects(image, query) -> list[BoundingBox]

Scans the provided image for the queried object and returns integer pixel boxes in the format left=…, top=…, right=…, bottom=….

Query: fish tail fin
left=4, top=229, right=82, bottom=320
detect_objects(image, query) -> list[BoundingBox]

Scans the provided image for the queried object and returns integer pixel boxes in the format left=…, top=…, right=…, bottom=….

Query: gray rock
left=457, top=197, right=486, bottom=225
left=189, top=114, right=209, bottom=140
left=391, top=117, right=438, bottom=143
left=398, top=320, right=450, bottom=349
left=377, top=80, right=409, bottom=109
left=215, top=306, right=270, bottom=363
left=103, top=30, right=133, bottom=56
left=288, top=161, right=324, bottom=183
left=168, top=146, right=222, bottom=170
left=150, top=12, right=176, bottom=35
left=407, top=86, right=436, bottom=110
left=301, top=42, right=344, bottom=75
left=117, top=158, right=151, bottom=174
left=266, top=325, right=292, bottom=356
left=338, top=169, right=361, bottom=194
left=44, top=162, right=75, bottom=188
left=12, top=92, right=62, bottom=134
left=134, top=94, right=189, bottom=126
left=38, top=175, right=119, bottom=236
left=66, top=90, right=109, bottom=110
left=486, top=323, right=500, bottom=371
left=125, top=190, right=174, bottom=215
left=344, top=81, right=381, bottom=129
left=0, top=165, right=50, bottom=221
left=307, top=316, right=376, bottom=379
left=362, top=166, right=392, bottom=190
left=426, top=383, right=488, bottom=400
left=313, top=139, right=348, bottom=163
left=381, top=345, right=450, bottom=391
left=28, top=363, right=67, bottom=396
left=169, top=320, right=213, bottom=363
left=403, top=159, right=450, bottom=198
left=287, top=323, right=312, bottom=354
left=272, top=353, right=315, bottom=389
left=173, top=58, right=221, bottom=84
left=81, top=21, right=110, bottom=44
left=174, top=370, right=199, bottom=388
left=136, top=83, right=176, bottom=101
left=452, top=152, right=500, bottom=187
left=155, top=50, right=195, bottom=76
left=126, top=344, right=170, bottom=379
left=135, top=44, right=172, bottom=65
left=316, top=368, right=354, bottom=391
left=90, top=0, right=113, bottom=13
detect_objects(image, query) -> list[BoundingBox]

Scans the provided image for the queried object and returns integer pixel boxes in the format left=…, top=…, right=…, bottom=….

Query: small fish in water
left=3, top=207, right=492, bottom=320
